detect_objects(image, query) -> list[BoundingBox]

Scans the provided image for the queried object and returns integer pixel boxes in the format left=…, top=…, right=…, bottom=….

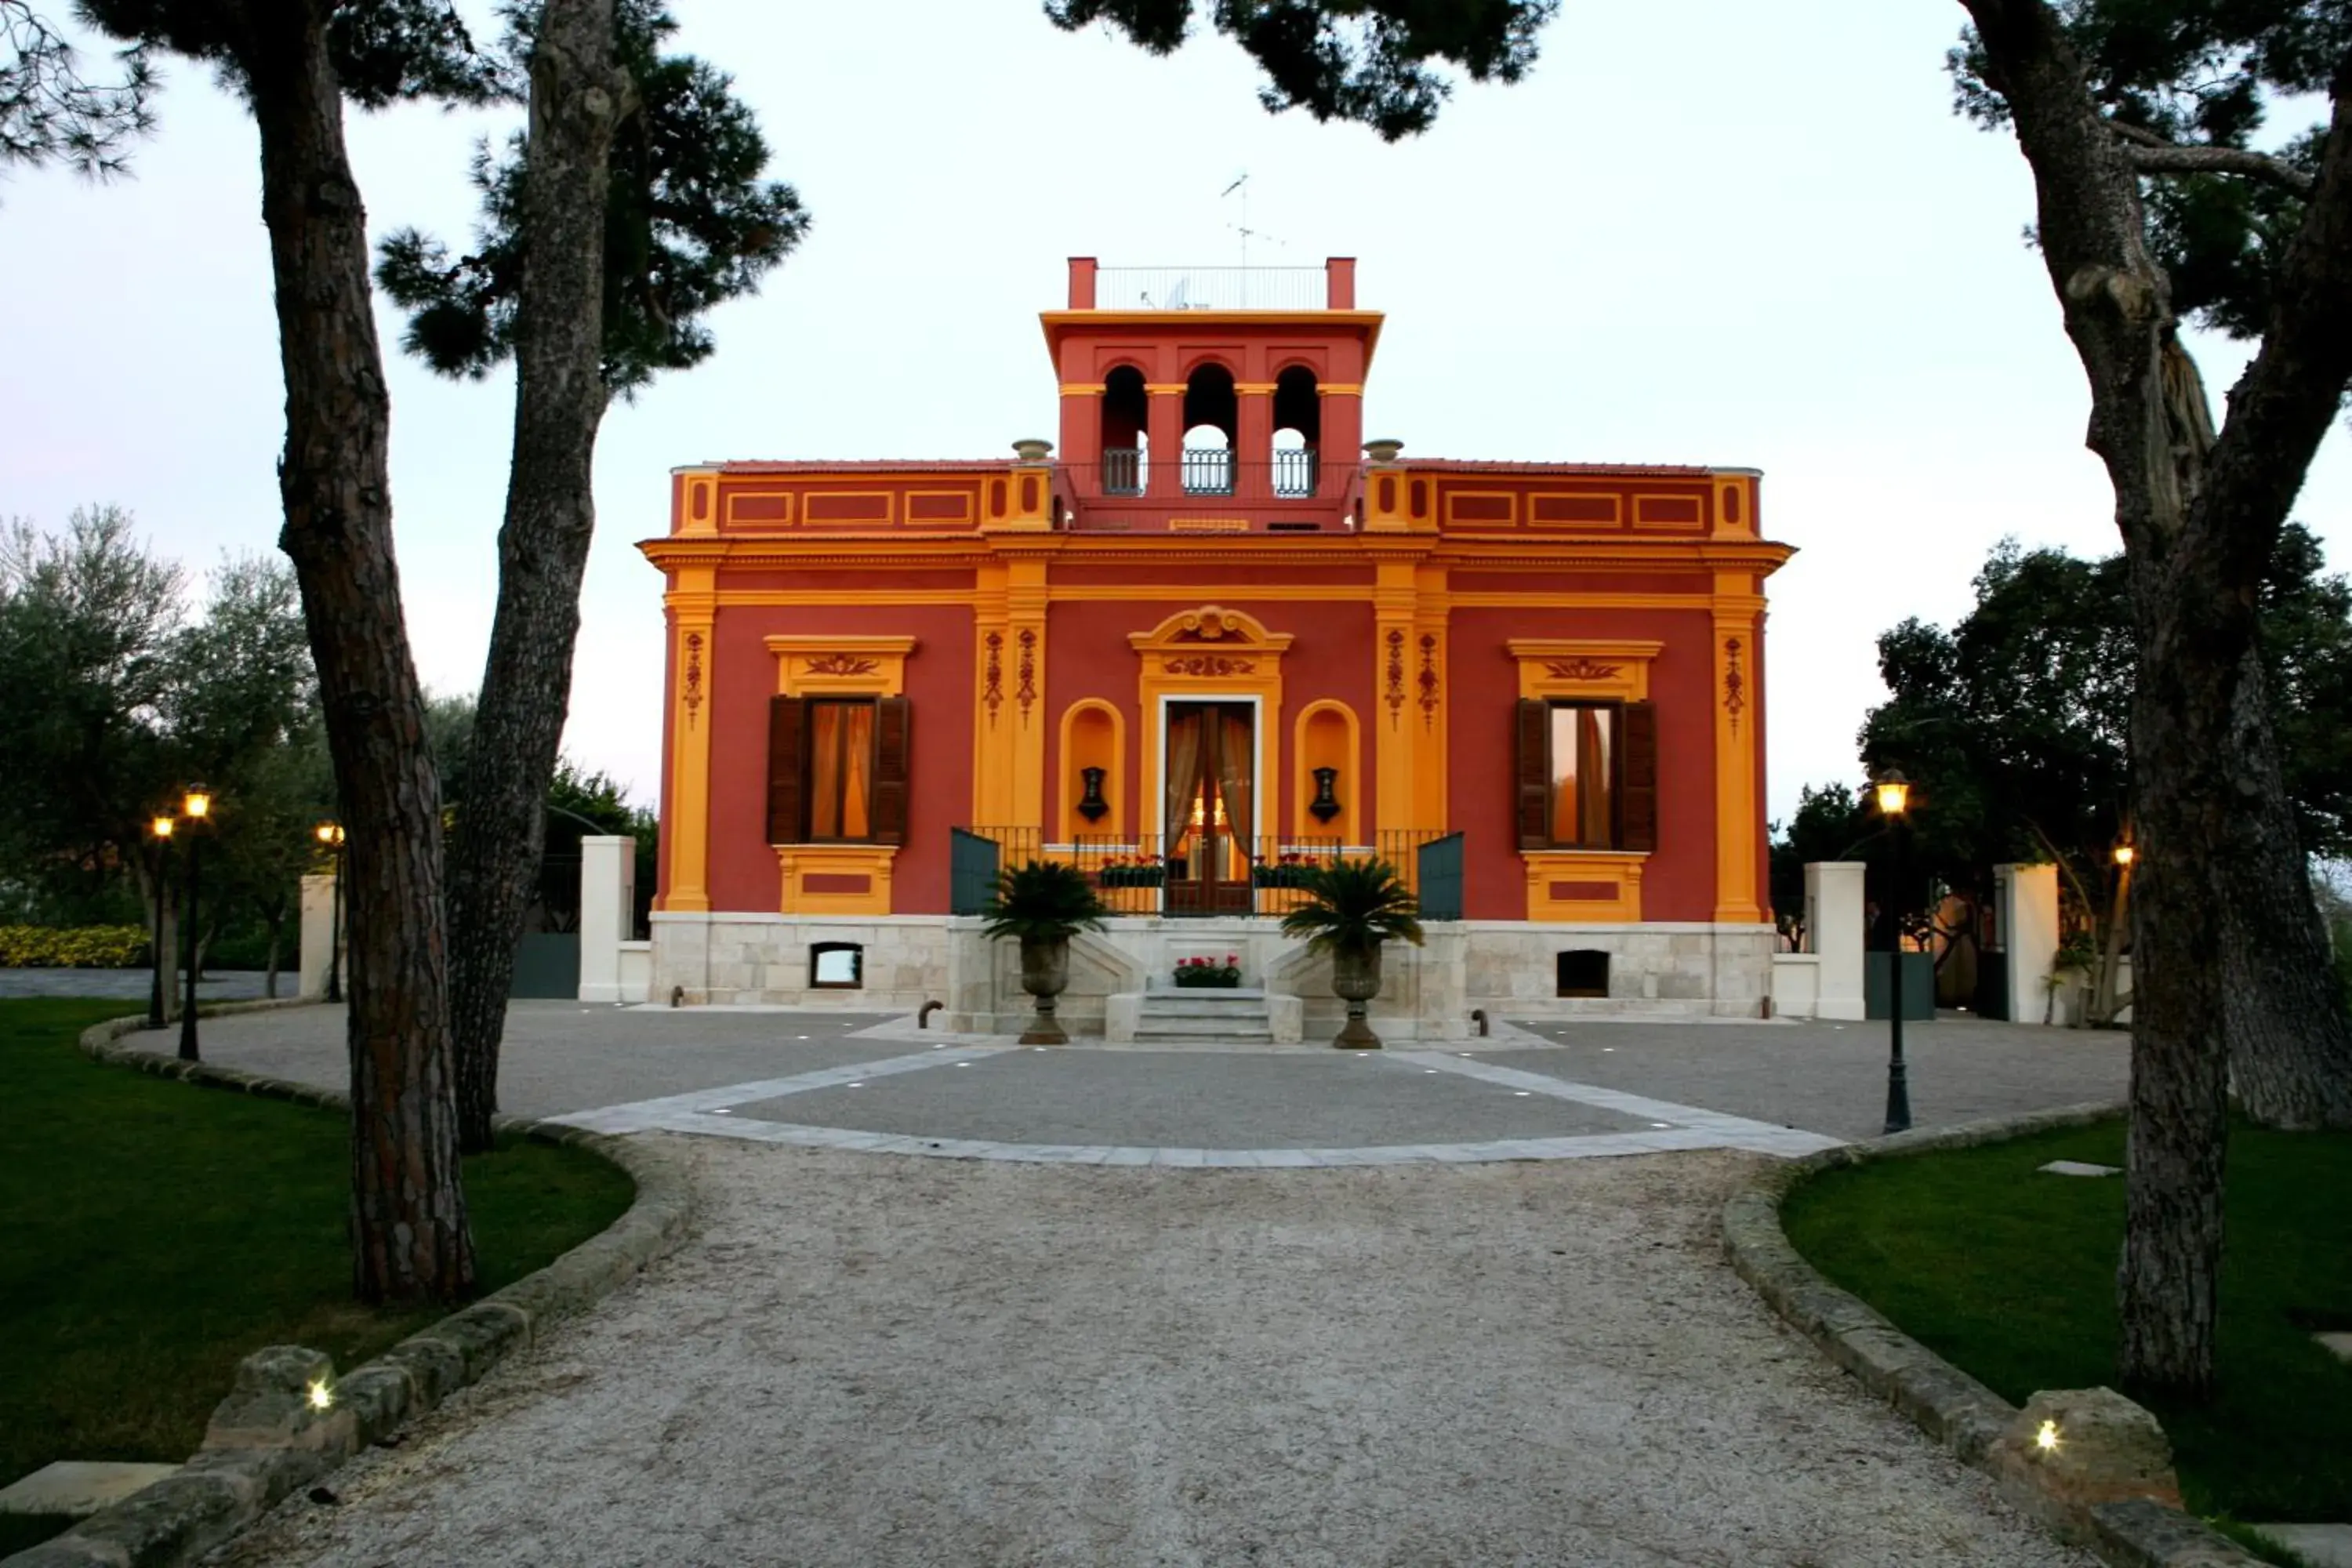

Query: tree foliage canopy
left=374, top=0, right=807, bottom=396
left=1840, top=525, right=2352, bottom=925
left=0, top=508, right=328, bottom=931
left=1949, top=0, right=2347, bottom=338
left=1044, top=0, right=1557, bottom=140
left=0, top=2, right=152, bottom=180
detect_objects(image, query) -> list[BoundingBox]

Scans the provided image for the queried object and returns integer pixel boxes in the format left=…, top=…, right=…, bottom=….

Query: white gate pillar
left=1994, top=862, right=2060, bottom=1025
left=297, top=872, right=338, bottom=1000
left=1805, top=861, right=1866, bottom=1021
left=578, top=836, right=637, bottom=1004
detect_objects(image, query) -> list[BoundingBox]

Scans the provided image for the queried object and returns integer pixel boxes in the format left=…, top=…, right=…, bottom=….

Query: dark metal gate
left=950, top=827, right=1001, bottom=916
left=1417, top=832, right=1465, bottom=921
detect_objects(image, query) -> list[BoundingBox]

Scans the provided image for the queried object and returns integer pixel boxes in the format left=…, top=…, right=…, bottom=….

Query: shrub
left=0, top=926, right=151, bottom=968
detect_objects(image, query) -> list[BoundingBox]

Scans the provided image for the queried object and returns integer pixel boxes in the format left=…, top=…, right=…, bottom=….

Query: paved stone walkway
left=214, top=1140, right=2090, bottom=1568
left=0, top=966, right=271, bottom=1000
left=157, top=1002, right=2129, bottom=1160
left=144, top=1004, right=2123, bottom=1565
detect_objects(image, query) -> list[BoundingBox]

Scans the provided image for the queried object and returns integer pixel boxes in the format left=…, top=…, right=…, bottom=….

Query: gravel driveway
left=214, top=1139, right=2087, bottom=1568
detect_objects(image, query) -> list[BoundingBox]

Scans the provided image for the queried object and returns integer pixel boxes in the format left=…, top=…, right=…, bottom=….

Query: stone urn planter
left=1279, top=857, right=1423, bottom=1051
left=1018, top=936, right=1072, bottom=1045
left=1330, top=946, right=1384, bottom=1049
left=980, top=858, right=1107, bottom=1047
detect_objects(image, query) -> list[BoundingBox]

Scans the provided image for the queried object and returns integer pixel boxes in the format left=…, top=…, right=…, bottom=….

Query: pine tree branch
left=2118, top=136, right=2316, bottom=197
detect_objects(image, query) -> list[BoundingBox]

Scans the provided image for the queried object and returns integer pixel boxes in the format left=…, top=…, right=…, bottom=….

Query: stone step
left=1143, top=986, right=1268, bottom=1000
left=1136, top=1015, right=1275, bottom=1035
left=1138, top=999, right=1271, bottom=1017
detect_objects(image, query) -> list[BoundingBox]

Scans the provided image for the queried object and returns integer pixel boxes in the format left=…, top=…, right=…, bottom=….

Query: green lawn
left=1784, top=1116, right=2352, bottom=1523
left=0, top=998, right=633, bottom=1552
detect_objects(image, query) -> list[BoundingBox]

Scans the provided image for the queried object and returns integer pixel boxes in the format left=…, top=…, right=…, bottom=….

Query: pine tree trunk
left=446, top=0, right=624, bottom=1155
left=2219, top=648, right=2352, bottom=1127
left=236, top=0, right=474, bottom=1303
left=1963, top=1, right=2352, bottom=1397
left=2118, top=530, right=2235, bottom=1404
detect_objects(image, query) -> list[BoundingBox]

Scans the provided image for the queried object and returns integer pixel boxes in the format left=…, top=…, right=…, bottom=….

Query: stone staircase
left=1131, top=985, right=1276, bottom=1046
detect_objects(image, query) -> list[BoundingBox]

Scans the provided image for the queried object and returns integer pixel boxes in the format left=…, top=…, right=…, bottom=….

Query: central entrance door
left=1163, top=700, right=1254, bottom=916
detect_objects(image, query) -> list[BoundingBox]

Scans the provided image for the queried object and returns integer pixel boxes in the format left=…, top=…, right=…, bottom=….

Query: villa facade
left=640, top=258, right=1793, bottom=1036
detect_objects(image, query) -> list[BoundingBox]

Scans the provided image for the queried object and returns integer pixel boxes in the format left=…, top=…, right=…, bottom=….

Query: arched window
left=1181, top=364, right=1237, bottom=495
left=1100, top=365, right=1147, bottom=495
left=1272, top=366, right=1320, bottom=498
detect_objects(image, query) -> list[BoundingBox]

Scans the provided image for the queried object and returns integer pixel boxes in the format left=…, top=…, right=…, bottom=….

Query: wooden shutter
left=1515, top=698, right=1551, bottom=850
left=1621, top=699, right=1658, bottom=852
left=766, top=696, right=806, bottom=844
left=869, top=695, right=912, bottom=845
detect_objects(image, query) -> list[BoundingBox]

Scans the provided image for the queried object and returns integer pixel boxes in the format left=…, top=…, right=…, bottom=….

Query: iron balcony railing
left=1085, top=450, right=1330, bottom=503
left=1092, top=267, right=1330, bottom=311
left=954, top=829, right=1450, bottom=919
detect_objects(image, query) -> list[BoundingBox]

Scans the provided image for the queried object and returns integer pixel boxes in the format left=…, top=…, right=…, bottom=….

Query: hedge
left=0, top=926, right=151, bottom=968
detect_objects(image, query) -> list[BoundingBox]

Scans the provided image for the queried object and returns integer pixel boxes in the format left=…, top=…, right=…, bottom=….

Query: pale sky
left=4, top=0, right=2345, bottom=829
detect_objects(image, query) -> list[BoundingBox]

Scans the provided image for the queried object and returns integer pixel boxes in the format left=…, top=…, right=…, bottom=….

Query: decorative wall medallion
left=1542, top=656, right=1624, bottom=681
left=1417, top=633, right=1440, bottom=731
left=982, top=632, right=1004, bottom=726
left=804, top=652, right=880, bottom=677
left=1015, top=628, right=1038, bottom=723
left=1723, top=637, right=1747, bottom=734
left=682, top=631, right=705, bottom=730
left=1385, top=629, right=1406, bottom=728
left=1162, top=655, right=1255, bottom=677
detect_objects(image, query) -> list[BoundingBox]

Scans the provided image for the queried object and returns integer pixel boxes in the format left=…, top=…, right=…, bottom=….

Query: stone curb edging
left=1721, top=1102, right=2267, bottom=1568
left=3, top=1010, right=695, bottom=1568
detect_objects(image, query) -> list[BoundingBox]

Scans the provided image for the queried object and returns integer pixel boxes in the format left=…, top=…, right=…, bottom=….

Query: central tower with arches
left=1047, top=257, right=1373, bottom=528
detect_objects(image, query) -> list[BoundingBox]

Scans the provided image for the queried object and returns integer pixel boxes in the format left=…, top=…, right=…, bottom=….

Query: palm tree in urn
left=1279, top=858, right=1424, bottom=1049
left=980, top=860, right=1109, bottom=1044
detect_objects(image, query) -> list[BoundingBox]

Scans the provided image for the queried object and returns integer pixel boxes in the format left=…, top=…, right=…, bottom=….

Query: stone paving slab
left=2254, top=1524, right=2352, bottom=1567
left=0, top=1461, right=182, bottom=1517
left=1490, top=1015, right=2131, bottom=1143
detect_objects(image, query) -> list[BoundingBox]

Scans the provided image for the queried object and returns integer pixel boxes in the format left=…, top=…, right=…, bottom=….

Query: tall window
left=767, top=694, right=912, bottom=847
left=1515, top=695, right=1657, bottom=854
left=1548, top=703, right=1617, bottom=848
left=808, top=699, right=875, bottom=840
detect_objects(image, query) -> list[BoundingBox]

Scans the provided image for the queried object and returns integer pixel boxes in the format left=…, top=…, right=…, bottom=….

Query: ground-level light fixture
left=2113, top=843, right=2135, bottom=867
left=2035, top=1419, right=2060, bottom=1452
left=307, top=1378, right=334, bottom=1412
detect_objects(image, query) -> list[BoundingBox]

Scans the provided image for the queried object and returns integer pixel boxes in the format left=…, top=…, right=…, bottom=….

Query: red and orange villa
left=638, top=258, right=1793, bottom=1039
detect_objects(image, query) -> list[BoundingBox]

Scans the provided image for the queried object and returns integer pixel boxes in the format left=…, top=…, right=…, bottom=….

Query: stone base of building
left=645, top=912, right=1773, bottom=1033
left=648, top=913, right=954, bottom=1010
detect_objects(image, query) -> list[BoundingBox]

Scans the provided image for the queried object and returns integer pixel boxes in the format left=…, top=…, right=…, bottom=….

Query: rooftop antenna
left=1222, top=171, right=1286, bottom=303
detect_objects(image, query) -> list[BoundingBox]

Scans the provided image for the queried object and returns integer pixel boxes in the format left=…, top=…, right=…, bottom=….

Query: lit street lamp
left=147, top=814, right=176, bottom=1030
left=179, top=784, right=212, bottom=1063
left=1875, top=768, right=1913, bottom=1135
left=314, top=820, right=346, bottom=1004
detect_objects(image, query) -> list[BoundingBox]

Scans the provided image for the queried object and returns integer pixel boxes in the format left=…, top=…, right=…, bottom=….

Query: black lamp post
left=178, top=784, right=212, bottom=1062
left=1875, top=768, right=1913, bottom=1134
left=314, top=820, right=346, bottom=1003
left=147, top=813, right=176, bottom=1030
